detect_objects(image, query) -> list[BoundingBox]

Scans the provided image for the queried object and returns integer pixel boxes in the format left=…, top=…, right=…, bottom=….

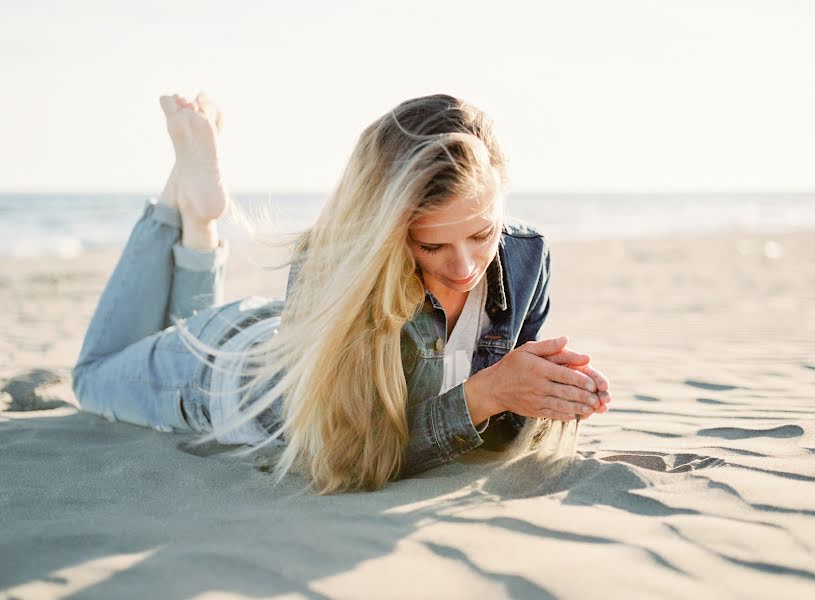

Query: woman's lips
left=448, top=272, right=477, bottom=285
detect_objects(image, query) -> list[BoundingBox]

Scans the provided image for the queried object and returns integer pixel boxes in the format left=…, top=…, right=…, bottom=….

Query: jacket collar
left=485, top=235, right=508, bottom=315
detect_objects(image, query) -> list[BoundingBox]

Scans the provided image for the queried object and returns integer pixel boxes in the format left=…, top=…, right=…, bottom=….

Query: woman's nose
left=448, top=252, right=476, bottom=279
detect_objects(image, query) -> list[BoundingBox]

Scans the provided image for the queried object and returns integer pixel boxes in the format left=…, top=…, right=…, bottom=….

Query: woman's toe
left=176, top=95, right=193, bottom=109
left=159, top=95, right=181, bottom=116
left=195, top=93, right=215, bottom=115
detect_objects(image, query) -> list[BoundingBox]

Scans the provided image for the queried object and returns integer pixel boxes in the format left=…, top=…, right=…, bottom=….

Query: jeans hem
left=145, top=196, right=182, bottom=229
left=173, top=239, right=229, bottom=272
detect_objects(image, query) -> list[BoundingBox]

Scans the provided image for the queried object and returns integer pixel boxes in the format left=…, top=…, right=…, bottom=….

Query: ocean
left=0, top=193, right=812, bottom=258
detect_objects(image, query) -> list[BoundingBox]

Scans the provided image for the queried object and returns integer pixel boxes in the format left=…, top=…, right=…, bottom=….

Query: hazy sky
left=2, top=0, right=813, bottom=194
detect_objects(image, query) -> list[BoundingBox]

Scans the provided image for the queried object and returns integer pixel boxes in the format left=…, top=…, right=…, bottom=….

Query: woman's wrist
left=463, top=368, right=502, bottom=427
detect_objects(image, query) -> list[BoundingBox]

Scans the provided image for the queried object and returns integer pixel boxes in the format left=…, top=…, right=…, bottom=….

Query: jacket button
left=435, top=337, right=444, bottom=352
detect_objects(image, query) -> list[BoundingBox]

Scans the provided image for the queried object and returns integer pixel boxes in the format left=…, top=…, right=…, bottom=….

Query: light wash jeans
left=71, top=197, right=275, bottom=435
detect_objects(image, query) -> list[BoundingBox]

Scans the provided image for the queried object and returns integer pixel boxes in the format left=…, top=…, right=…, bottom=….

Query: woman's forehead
left=409, top=191, right=500, bottom=243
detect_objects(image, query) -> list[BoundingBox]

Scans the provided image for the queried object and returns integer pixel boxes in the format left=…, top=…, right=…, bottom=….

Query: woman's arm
left=488, top=239, right=552, bottom=435
left=397, top=335, right=601, bottom=478
left=398, top=378, right=499, bottom=478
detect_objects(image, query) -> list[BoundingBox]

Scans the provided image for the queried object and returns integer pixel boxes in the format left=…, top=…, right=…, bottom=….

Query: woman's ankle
left=158, top=164, right=181, bottom=209
left=181, top=218, right=220, bottom=251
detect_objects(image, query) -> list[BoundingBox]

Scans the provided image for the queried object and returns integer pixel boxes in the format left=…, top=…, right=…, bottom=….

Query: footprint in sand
left=696, top=398, right=727, bottom=405
left=1, top=368, right=73, bottom=411
left=684, top=379, right=739, bottom=391
left=698, top=425, right=804, bottom=440
left=622, top=428, right=682, bottom=438
left=598, top=452, right=726, bottom=473
left=177, top=439, right=243, bottom=458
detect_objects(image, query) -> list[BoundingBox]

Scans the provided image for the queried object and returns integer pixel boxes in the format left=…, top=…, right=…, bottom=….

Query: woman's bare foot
left=159, top=92, right=229, bottom=226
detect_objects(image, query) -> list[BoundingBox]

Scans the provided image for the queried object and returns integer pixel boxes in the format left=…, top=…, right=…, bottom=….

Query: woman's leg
left=71, top=196, right=229, bottom=432
left=74, top=196, right=228, bottom=369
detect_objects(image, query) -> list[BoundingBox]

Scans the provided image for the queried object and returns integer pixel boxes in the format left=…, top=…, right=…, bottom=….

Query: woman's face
left=407, top=190, right=501, bottom=294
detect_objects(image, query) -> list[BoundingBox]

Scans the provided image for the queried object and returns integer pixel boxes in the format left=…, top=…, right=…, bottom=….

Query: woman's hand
left=538, top=337, right=612, bottom=416
left=469, top=336, right=604, bottom=422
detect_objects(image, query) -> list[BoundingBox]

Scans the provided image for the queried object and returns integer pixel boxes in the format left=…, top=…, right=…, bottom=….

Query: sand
left=1, top=229, right=814, bottom=599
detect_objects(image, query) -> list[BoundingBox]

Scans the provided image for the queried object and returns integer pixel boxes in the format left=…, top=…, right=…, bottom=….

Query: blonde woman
left=72, top=92, right=612, bottom=495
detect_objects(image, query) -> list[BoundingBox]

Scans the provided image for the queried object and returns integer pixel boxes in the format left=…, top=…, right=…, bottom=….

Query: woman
left=72, top=92, right=612, bottom=495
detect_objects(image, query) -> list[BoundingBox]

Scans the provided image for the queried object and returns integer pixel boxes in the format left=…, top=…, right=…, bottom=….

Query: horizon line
left=1, top=189, right=813, bottom=197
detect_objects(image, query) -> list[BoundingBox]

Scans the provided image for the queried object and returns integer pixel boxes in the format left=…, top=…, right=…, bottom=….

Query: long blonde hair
left=178, top=94, right=509, bottom=494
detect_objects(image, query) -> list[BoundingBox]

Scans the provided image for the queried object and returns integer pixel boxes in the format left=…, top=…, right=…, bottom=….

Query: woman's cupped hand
left=479, top=335, right=612, bottom=421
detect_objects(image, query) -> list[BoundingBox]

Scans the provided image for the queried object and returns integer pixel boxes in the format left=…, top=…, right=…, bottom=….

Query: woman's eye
left=419, top=232, right=492, bottom=254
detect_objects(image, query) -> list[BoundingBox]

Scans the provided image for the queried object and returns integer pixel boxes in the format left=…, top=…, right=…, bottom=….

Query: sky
left=1, top=0, right=813, bottom=194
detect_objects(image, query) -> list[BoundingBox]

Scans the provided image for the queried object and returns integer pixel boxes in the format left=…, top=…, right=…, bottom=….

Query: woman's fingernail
left=582, top=405, right=592, bottom=414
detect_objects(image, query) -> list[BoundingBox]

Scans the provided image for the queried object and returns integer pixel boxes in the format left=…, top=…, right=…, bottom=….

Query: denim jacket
left=397, top=216, right=551, bottom=477
left=221, top=216, right=551, bottom=479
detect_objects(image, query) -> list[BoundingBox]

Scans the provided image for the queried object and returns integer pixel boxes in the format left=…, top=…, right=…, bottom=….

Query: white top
left=439, top=275, right=492, bottom=433
left=210, top=276, right=492, bottom=445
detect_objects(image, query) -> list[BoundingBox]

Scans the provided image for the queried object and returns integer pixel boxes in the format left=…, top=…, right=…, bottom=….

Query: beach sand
left=1, top=229, right=814, bottom=599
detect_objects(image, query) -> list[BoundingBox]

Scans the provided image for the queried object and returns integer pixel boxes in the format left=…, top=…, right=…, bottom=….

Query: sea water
left=0, top=192, right=812, bottom=258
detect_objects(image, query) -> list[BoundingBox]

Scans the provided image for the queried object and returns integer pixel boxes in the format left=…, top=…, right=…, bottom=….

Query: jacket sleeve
left=516, top=237, right=552, bottom=348
left=504, top=236, right=552, bottom=433
left=397, top=381, right=490, bottom=479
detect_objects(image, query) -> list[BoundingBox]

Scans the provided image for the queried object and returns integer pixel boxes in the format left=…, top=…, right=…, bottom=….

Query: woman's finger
left=544, top=380, right=599, bottom=406
left=544, top=348, right=591, bottom=367
left=523, top=336, right=569, bottom=358
left=543, top=396, right=595, bottom=417
left=571, top=363, right=609, bottom=393
left=539, top=359, right=597, bottom=392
